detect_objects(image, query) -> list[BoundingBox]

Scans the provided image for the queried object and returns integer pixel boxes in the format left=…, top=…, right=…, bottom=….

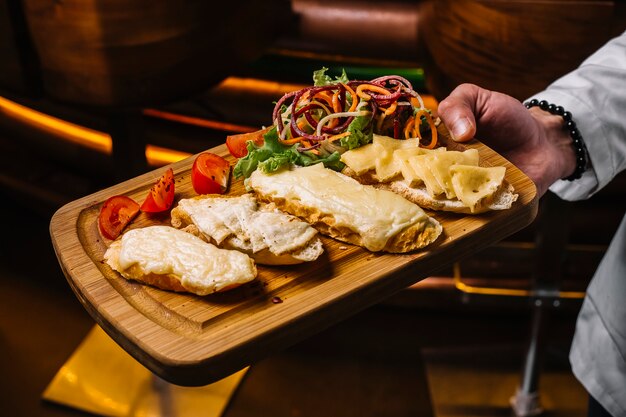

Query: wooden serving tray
left=50, top=132, right=537, bottom=387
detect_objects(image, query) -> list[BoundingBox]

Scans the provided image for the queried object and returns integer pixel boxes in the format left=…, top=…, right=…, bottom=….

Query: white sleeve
left=526, top=31, right=626, bottom=201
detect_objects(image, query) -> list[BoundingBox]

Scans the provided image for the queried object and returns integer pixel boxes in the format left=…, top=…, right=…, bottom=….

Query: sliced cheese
left=408, top=154, right=445, bottom=197
left=450, top=165, right=506, bottom=213
left=394, top=147, right=445, bottom=187
left=340, top=143, right=379, bottom=175
left=427, top=149, right=480, bottom=199
left=373, top=136, right=420, bottom=181
left=341, top=135, right=442, bottom=184
left=373, top=135, right=420, bottom=151
left=374, top=149, right=402, bottom=182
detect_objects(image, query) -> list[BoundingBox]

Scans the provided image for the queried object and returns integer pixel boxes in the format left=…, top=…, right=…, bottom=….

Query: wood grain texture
left=50, top=128, right=537, bottom=386
left=21, top=0, right=292, bottom=107
left=419, top=0, right=625, bottom=101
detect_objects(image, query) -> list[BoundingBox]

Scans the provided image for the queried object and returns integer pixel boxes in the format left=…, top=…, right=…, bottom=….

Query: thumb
left=437, top=84, right=481, bottom=142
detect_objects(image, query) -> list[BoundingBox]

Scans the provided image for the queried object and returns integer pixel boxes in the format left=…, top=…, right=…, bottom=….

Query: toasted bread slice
left=342, top=166, right=518, bottom=214
left=104, top=225, right=257, bottom=295
left=379, top=178, right=518, bottom=214
left=171, top=194, right=323, bottom=265
left=248, top=164, right=442, bottom=253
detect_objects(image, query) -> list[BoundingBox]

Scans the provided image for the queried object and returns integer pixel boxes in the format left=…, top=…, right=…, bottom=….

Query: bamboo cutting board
left=50, top=130, right=537, bottom=387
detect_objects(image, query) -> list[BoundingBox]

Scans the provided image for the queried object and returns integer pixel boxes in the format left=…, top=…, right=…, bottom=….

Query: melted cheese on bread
left=105, top=225, right=257, bottom=295
left=248, top=164, right=437, bottom=252
left=173, top=194, right=322, bottom=264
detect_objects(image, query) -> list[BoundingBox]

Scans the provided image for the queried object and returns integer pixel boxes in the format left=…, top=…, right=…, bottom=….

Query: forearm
left=528, top=30, right=626, bottom=200
left=527, top=106, right=578, bottom=188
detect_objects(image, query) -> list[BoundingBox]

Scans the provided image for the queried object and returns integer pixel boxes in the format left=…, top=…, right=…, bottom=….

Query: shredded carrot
left=328, top=132, right=351, bottom=142
left=380, top=101, right=397, bottom=116
left=342, top=83, right=359, bottom=112
left=309, top=99, right=332, bottom=115
left=356, top=84, right=392, bottom=101
left=414, top=110, right=438, bottom=149
left=297, top=118, right=310, bottom=132
left=403, top=116, right=416, bottom=139
left=299, top=90, right=311, bottom=104
left=313, top=91, right=334, bottom=108
left=278, top=136, right=304, bottom=145
left=331, top=90, right=343, bottom=113
left=307, top=98, right=337, bottom=129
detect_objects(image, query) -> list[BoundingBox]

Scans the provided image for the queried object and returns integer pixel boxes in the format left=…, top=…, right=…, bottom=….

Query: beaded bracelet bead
left=524, top=99, right=588, bottom=181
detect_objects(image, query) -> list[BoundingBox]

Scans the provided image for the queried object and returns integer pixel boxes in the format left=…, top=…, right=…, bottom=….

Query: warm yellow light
left=453, top=262, right=585, bottom=299
left=146, top=145, right=191, bottom=166
left=0, top=96, right=191, bottom=166
left=218, top=76, right=307, bottom=96
left=1, top=77, right=439, bottom=168
left=0, top=96, right=112, bottom=154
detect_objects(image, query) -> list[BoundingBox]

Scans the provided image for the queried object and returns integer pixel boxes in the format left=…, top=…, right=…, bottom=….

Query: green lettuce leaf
left=313, top=67, right=349, bottom=87
left=233, top=126, right=345, bottom=178
left=340, top=113, right=373, bottom=149
left=233, top=127, right=294, bottom=178
left=299, top=150, right=344, bottom=172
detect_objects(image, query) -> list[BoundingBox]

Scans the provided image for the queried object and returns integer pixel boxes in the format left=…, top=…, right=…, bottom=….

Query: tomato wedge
left=98, top=196, right=140, bottom=240
left=226, top=127, right=271, bottom=158
left=141, top=168, right=175, bottom=213
left=192, top=152, right=230, bottom=195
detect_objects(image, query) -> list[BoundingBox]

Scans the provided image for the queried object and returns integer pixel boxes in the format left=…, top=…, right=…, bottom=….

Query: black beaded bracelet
left=524, top=99, right=588, bottom=181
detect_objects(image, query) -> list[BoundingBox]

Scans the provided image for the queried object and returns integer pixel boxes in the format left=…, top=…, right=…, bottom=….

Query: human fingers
left=437, top=83, right=482, bottom=142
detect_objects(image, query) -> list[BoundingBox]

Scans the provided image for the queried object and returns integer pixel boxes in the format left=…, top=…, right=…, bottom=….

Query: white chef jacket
left=527, top=31, right=626, bottom=416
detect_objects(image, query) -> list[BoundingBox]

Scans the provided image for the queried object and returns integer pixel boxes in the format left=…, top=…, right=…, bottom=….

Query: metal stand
left=510, top=192, right=571, bottom=416
left=511, top=299, right=545, bottom=416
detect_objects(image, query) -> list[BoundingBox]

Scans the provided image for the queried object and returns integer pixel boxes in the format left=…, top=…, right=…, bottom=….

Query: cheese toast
left=248, top=164, right=442, bottom=253
left=340, top=135, right=518, bottom=214
left=171, top=194, right=324, bottom=265
left=104, top=225, right=257, bottom=295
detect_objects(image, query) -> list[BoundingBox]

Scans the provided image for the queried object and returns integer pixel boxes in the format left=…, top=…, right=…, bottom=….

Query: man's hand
left=437, top=83, right=577, bottom=197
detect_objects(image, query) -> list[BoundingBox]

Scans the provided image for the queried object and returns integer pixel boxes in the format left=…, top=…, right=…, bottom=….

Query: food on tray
left=226, top=68, right=516, bottom=215
left=171, top=194, right=323, bottom=265
left=98, top=195, right=140, bottom=240
left=140, top=168, right=175, bottom=213
left=97, top=69, right=516, bottom=297
left=232, top=68, right=438, bottom=180
left=340, top=134, right=518, bottom=214
left=104, top=225, right=257, bottom=295
left=98, top=168, right=178, bottom=240
left=248, top=163, right=442, bottom=253
left=192, top=152, right=231, bottom=195
left=226, top=127, right=271, bottom=158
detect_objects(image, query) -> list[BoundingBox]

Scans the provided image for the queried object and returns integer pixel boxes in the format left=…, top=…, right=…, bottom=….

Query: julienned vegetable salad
left=233, top=68, right=437, bottom=179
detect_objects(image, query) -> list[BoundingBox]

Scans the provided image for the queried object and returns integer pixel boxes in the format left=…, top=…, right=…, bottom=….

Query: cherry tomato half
left=192, top=152, right=230, bottom=195
left=98, top=195, right=140, bottom=240
left=225, top=127, right=270, bottom=158
left=140, top=168, right=175, bottom=213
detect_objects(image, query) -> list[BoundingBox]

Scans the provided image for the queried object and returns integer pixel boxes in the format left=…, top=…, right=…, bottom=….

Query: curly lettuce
left=341, top=113, right=373, bottom=150
left=313, top=67, right=349, bottom=87
left=233, top=127, right=345, bottom=179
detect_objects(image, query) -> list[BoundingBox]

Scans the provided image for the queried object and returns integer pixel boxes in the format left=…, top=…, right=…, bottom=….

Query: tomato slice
left=192, top=152, right=230, bottom=195
left=98, top=195, right=140, bottom=240
left=141, top=168, right=175, bottom=213
left=226, top=127, right=270, bottom=158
